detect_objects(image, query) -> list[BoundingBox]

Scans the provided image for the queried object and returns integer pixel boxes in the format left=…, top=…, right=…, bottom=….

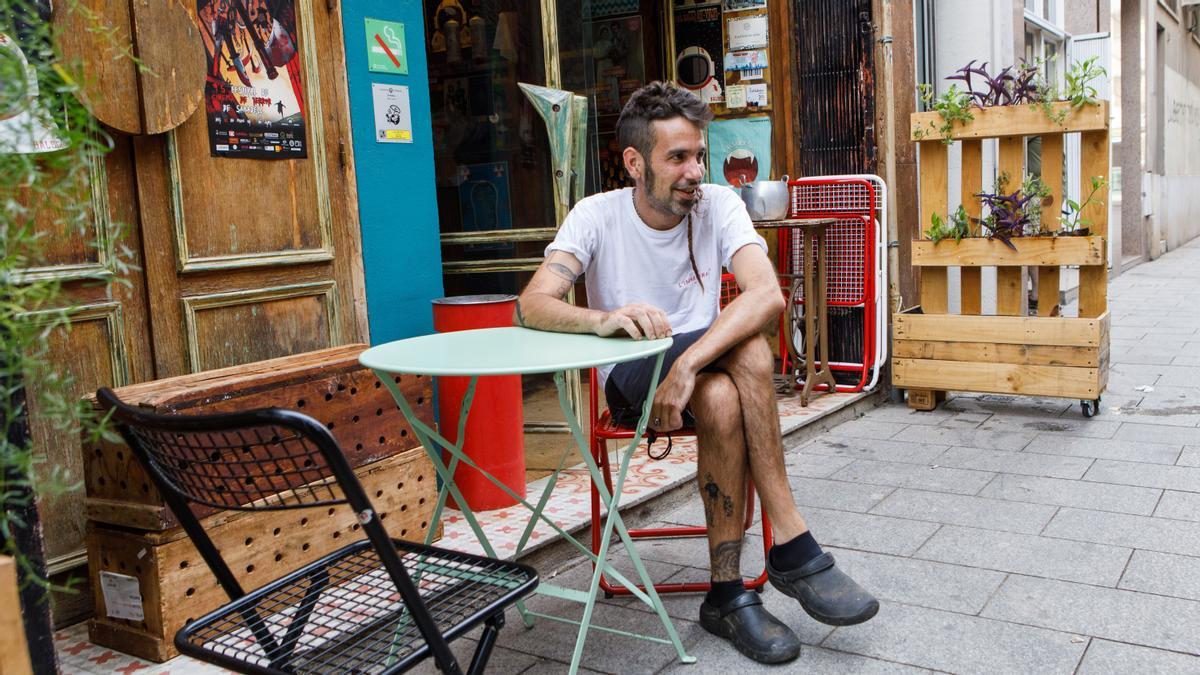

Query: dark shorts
left=604, top=328, right=707, bottom=427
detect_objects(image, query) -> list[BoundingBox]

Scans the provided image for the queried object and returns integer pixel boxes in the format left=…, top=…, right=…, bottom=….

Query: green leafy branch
left=913, top=83, right=975, bottom=145
left=1061, top=176, right=1108, bottom=234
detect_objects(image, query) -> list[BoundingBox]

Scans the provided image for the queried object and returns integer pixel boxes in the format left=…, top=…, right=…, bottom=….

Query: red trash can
left=431, top=295, right=526, bottom=511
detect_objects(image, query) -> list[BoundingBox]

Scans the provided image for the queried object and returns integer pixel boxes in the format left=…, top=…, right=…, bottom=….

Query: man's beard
left=643, top=164, right=702, bottom=218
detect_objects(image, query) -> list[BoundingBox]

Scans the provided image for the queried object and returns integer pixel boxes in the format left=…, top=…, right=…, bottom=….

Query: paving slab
left=789, top=506, right=941, bottom=556
left=794, top=435, right=948, bottom=465
left=785, top=475, right=896, bottom=512
left=821, top=601, right=1087, bottom=674
left=913, top=525, right=1132, bottom=587
left=933, top=446, right=1094, bottom=479
left=868, top=488, right=1058, bottom=534
left=661, top=642, right=934, bottom=674
left=977, top=416, right=1120, bottom=439
left=1083, top=459, right=1200, bottom=492
left=500, top=590, right=707, bottom=674
left=1114, top=421, right=1200, bottom=445
left=783, top=451, right=856, bottom=478
left=1077, top=639, right=1200, bottom=674
left=1154, top=489, right=1200, bottom=522
left=942, top=394, right=1072, bottom=417
left=977, top=473, right=1162, bottom=515
left=825, top=547, right=1005, bottom=615
left=1117, top=549, right=1200, bottom=602
left=982, top=574, right=1200, bottom=655
left=829, top=458, right=996, bottom=495
left=1106, top=407, right=1200, bottom=427
left=824, top=417, right=909, bottom=440
left=1180, top=447, right=1200, bottom=467
left=1042, top=507, right=1200, bottom=557
left=891, top=424, right=1036, bottom=451
left=1023, top=434, right=1181, bottom=464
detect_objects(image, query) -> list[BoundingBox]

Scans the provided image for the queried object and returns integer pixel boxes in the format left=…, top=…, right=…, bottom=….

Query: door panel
left=27, top=137, right=155, bottom=577
left=184, top=282, right=338, bottom=372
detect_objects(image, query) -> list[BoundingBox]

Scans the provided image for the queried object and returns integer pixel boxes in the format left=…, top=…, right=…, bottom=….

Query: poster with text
left=706, top=116, right=771, bottom=187
left=198, top=0, right=307, bottom=159
left=673, top=4, right=724, bottom=105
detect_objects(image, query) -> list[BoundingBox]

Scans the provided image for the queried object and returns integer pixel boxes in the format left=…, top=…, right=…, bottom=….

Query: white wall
left=931, top=0, right=1017, bottom=313
left=1155, top=13, right=1200, bottom=251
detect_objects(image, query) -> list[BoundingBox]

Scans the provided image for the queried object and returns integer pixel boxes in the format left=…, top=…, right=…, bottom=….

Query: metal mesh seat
left=96, top=387, right=537, bottom=675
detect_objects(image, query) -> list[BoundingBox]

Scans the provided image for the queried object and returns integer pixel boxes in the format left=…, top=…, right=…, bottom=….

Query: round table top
left=359, top=327, right=673, bottom=376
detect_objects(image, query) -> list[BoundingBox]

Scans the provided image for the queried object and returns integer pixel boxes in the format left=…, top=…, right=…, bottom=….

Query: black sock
left=705, top=579, right=744, bottom=606
left=769, top=531, right=823, bottom=570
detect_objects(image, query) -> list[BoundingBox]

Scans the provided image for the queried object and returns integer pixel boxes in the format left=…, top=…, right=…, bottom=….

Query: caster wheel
left=1081, top=397, right=1101, bottom=417
left=604, top=592, right=614, bottom=599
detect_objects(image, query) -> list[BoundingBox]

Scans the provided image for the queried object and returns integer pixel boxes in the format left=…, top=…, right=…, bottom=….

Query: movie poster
left=673, top=3, right=724, bottom=105
left=706, top=116, right=771, bottom=188
left=197, top=0, right=307, bottom=160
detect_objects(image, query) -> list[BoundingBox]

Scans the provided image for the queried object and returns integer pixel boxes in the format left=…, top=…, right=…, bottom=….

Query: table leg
left=374, top=367, right=695, bottom=673
left=802, top=229, right=818, bottom=406
left=550, top=362, right=695, bottom=672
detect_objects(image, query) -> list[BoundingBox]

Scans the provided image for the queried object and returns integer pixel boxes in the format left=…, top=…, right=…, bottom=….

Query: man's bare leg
left=691, top=372, right=748, bottom=582
left=716, top=333, right=880, bottom=626
left=692, top=371, right=802, bottom=663
left=715, top=333, right=808, bottom=541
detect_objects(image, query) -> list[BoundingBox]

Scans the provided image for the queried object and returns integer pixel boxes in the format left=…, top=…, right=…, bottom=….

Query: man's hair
left=616, top=81, right=713, bottom=159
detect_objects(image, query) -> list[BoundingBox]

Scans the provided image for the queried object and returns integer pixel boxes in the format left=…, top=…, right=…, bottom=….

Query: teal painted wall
left=342, top=1, right=442, bottom=343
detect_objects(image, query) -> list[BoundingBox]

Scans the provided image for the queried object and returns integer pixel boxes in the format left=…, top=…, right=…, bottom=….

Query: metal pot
left=740, top=176, right=791, bottom=221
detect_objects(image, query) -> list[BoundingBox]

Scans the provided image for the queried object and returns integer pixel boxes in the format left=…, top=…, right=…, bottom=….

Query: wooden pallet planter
left=86, top=448, right=441, bottom=662
left=896, top=101, right=1110, bottom=414
left=84, top=344, right=434, bottom=530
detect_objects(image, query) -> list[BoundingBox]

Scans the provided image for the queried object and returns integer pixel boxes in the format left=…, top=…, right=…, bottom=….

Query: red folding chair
left=588, top=274, right=774, bottom=597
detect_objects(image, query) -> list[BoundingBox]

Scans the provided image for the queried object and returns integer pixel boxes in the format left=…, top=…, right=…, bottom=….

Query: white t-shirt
left=545, top=184, right=767, bottom=385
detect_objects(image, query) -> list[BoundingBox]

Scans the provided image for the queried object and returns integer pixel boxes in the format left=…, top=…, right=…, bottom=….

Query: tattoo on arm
left=547, top=262, right=580, bottom=283
left=515, top=299, right=526, bottom=327
left=711, top=540, right=742, bottom=581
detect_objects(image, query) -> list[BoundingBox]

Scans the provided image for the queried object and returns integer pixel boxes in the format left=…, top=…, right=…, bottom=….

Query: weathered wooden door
left=132, top=0, right=366, bottom=378
left=34, top=0, right=365, bottom=620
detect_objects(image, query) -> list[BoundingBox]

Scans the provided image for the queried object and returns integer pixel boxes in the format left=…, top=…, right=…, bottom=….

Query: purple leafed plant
left=945, top=59, right=1044, bottom=108
left=977, top=189, right=1036, bottom=250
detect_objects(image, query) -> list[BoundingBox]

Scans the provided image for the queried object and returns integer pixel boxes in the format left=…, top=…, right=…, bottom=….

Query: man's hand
left=595, top=302, right=672, bottom=340
left=650, top=361, right=696, bottom=431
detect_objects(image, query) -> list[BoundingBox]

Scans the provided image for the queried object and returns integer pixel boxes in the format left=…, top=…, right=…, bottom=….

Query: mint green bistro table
left=359, top=327, right=695, bottom=673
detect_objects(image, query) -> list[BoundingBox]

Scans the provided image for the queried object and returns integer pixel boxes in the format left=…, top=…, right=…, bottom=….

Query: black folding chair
left=96, top=387, right=537, bottom=675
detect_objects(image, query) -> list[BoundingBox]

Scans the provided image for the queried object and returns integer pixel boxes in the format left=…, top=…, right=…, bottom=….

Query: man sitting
left=514, top=81, right=878, bottom=664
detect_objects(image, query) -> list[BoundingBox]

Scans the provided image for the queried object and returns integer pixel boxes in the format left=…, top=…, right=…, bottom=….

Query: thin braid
left=686, top=214, right=705, bottom=292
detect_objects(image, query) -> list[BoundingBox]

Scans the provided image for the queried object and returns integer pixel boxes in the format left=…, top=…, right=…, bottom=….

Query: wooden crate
left=84, top=344, right=434, bottom=530
left=0, top=557, right=33, bottom=675
left=86, top=448, right=442, bottom=662
left=897, top=101, right=1110, bottom=410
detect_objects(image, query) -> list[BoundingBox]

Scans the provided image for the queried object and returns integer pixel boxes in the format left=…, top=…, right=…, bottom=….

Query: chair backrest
left=96, top=387, right=462, bottom=671
left=97, top=387, right=349, bottom=512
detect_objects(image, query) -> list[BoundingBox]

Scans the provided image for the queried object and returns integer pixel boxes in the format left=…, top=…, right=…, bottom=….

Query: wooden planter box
left=87, top=448, right=441, bottom=662
left=897, top=102, right=1110, bottom=412
left=84, top=344, right=434, bottom=530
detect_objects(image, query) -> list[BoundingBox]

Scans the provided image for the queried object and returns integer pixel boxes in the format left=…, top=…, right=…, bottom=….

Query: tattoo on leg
left=703, top=472, right=738, bottom=524
left=711, top=540, right=742, bottom=581
left=514, top=299, right=526, bottom=327
left=702, top=473, right=720, bottom=526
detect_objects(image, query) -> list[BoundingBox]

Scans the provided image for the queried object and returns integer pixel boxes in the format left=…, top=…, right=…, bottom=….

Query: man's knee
left=725, top=333, right=774, bottom=379
left=691, top=372, right=742, bottom=429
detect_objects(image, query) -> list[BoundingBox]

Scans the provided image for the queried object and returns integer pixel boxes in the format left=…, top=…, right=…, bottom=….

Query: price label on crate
left=100, top=571, right=145, bottom=621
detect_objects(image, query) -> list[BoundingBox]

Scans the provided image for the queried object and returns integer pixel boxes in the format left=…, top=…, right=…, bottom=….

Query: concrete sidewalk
left=436, top=240, right=1200, bottom=673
